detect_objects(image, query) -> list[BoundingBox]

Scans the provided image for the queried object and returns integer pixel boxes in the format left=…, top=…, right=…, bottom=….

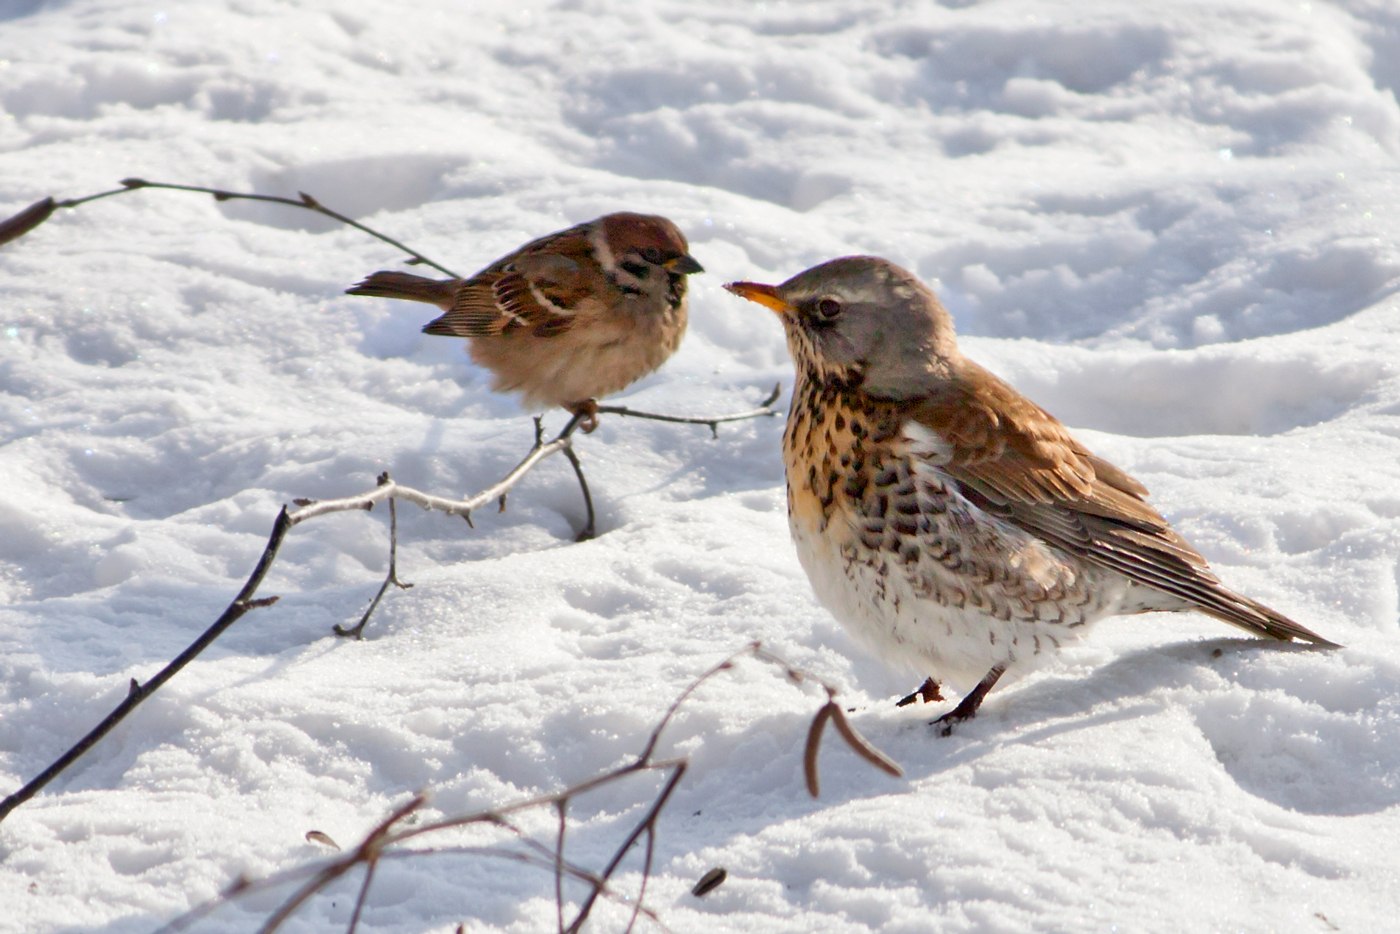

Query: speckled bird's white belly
left=788, top=455, right=1128, bottom=694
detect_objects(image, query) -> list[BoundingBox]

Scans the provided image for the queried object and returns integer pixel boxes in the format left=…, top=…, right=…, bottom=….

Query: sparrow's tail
left=346, top=271, right=455, bottom=309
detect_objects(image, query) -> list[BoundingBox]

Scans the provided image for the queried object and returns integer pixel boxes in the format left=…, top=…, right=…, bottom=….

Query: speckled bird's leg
left=933, top=665, right=1005, bottom=736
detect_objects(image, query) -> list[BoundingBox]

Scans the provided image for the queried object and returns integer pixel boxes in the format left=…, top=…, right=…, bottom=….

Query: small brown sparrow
left=726, top=257, right=1338, bottom=730
left=348, top=213, right=703, bottom=420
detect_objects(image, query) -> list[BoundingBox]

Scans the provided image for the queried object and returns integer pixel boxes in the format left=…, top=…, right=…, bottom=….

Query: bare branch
left=334, top=475, right=414, bottom=639
left=567, top=761, right=687, bottom=932
left=151, top=645, right=900, bottom=932
left=0, top=178, right=461, bottom=276
left=0, top=508, right=292, bottom=822
left=555, top=800, right=568, bottom=934
left=345, top=856, right=378, bottom=934
left=595, top=382, right=783, bottom=439
left=259, top=793, right=427, bottom=934
left=829, top=704, right=903, bottom=780
left=561, top=444, right=597, bottom=542
left=626, top=825, right=659, bottom=933
left=288, top=419, right=581, bottom=529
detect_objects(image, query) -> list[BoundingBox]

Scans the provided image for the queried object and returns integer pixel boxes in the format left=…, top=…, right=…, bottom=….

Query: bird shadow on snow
left=845, top=637, right=1400, bottom=819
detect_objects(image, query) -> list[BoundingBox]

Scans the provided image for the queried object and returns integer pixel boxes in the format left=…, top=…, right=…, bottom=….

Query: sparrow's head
left=594, top=213, right=704, bottom=296
left=725, top=256, right=961, bottom=399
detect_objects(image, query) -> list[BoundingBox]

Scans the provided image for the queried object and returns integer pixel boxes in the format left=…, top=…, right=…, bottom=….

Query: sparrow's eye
left=816, top=297, right=843, bottom=320
left=641, top=246, right=663, bottom=264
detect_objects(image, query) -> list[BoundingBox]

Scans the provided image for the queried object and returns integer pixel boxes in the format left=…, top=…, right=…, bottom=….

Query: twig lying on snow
left=151, top=643, right=903, bottom=934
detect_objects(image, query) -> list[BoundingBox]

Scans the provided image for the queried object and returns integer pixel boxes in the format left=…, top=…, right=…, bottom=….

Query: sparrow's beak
left=723, top=281, right=794, bottom=317
left=666, top=254, right=705, bottom=275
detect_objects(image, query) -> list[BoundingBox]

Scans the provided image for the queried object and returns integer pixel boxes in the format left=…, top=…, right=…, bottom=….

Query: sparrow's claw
left=568, top=399, right=600, bottom=433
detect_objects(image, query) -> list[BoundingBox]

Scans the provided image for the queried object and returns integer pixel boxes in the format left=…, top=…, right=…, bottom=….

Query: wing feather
left=904, top=361, right=1334, bottom=645
left=422, top=224, right=598, bottom=339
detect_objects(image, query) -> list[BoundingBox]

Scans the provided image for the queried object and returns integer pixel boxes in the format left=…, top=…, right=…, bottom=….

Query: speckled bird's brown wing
left=904, top=362, right=1333, bottom=643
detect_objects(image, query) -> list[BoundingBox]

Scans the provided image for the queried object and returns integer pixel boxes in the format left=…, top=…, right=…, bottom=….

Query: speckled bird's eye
left=816, top=297, right=842, bottom=319
left=642, top=246, right=663, bottom=263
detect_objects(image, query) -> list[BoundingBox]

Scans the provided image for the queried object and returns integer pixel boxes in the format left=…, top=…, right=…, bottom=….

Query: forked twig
left=258, top=794, right=429, bottom=934
left=803, top=691, right=903, bottom=798
left=334, top=473, right=414, bottom=638
left=153, top=644, right=902, bottom=934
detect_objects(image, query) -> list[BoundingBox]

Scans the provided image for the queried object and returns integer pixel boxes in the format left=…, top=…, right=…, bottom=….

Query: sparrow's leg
left=895, top=677, right=944, bottom=707
left=932, top=665, right=1006, bottom=736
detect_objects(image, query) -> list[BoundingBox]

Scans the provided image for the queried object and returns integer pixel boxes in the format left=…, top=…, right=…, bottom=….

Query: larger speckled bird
left=726, top=257, right=1338, bottom=731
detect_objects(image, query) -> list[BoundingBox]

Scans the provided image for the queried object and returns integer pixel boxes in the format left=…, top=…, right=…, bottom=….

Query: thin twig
left=290, top=419, right=581, bottom=529
left=627, top=826, right=658, bottom=934
left=829, top=703, right=903, bottom=779
left=596, top=382, right=783, bottom=439
left=0, top=178, right=462, bottom=277
left=562, top=444, right=596, bottom=542
left=260, top=794, right=427, bottom=934
left=335, top=473, right=414, bottom=639
left=345, top=858, right=379, bottom=934
left=568, top=762, right=687, bottom=932
left=153, top=645, right=901, bottom=933
left=155, top=844, right=640, bottom=934
left=0, top=509, right=292, bottom=822
left=802, top=690, right=904, bottom=799
left=803, top=703, right=836, bottom=799
left=555, top=800, right=568, bottom=934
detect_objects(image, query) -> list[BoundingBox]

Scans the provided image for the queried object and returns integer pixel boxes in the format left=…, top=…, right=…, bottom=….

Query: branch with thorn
left=152, top=643, right=903, bottom=934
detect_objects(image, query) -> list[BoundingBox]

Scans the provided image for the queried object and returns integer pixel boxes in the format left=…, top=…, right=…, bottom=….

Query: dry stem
left=153, top=644, right=902, bottom=933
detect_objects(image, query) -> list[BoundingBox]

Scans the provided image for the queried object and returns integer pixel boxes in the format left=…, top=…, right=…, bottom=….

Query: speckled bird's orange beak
left=724, top=280, right=794, bottom=317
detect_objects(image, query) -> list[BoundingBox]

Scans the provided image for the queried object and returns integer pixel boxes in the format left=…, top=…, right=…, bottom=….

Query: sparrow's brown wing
left=423, top=224, right=598, bottom=339
left=907, top=361, right=1336, bottom=645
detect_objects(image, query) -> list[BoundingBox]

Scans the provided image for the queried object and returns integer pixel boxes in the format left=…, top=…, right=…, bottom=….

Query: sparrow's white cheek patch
left=899, top=419, right=954, bottom=464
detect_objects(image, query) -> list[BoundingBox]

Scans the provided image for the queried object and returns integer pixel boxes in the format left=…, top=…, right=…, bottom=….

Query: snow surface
left=3, top=0, right=1400, bottom=931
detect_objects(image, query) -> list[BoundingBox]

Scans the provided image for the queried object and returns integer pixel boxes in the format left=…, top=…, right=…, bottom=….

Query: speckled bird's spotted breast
left=782, top=373, right=882, bottom=541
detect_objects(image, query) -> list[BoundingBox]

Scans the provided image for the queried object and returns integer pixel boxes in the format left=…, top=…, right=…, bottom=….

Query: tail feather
left=1199, top=590, right=1341, bottom=648
left=346, top=271, right=456, bottom=309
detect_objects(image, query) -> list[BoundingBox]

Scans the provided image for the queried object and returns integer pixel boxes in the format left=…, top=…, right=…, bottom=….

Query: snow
left=2, top=0, right=1399, bottom=930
